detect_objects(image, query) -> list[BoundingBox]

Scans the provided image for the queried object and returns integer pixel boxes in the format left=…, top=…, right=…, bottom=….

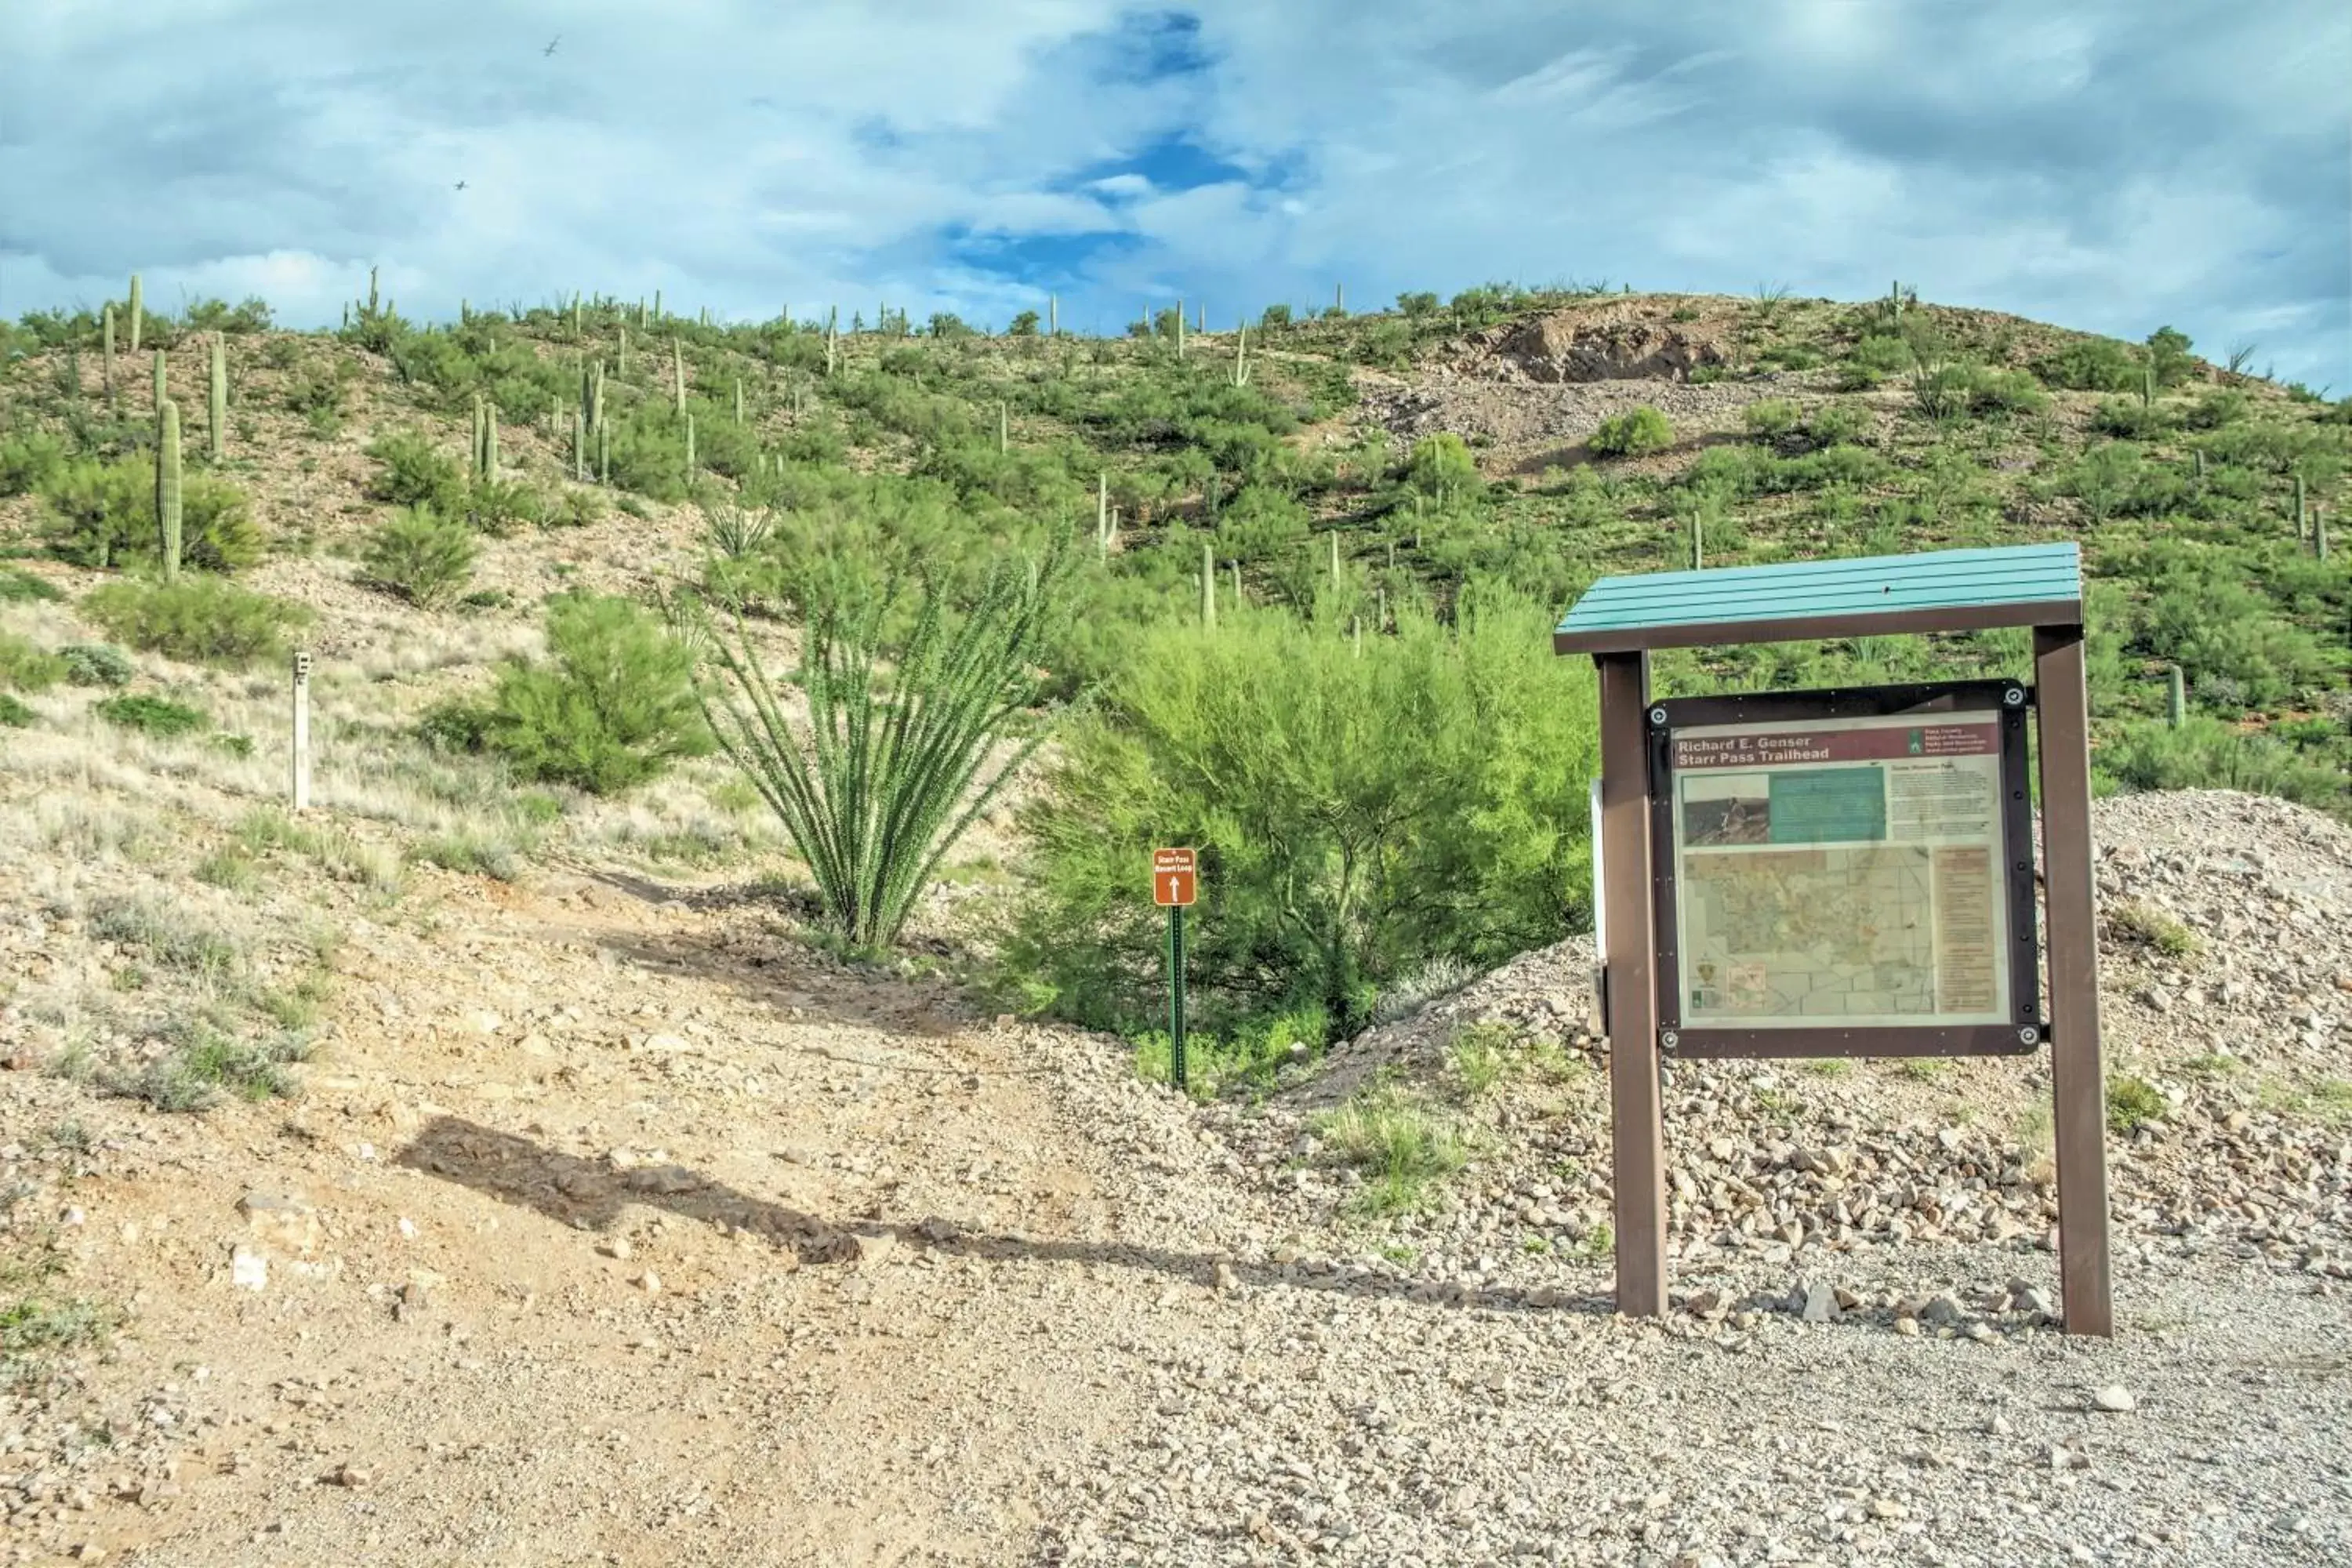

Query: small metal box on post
left=290, top=650, right=313, bottom=813
left=1555, top=543, right=2114, bottom=1336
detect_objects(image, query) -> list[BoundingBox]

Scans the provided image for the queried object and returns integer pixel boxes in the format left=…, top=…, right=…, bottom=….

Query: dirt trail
left=8, top=869, right=1241, bottom=1566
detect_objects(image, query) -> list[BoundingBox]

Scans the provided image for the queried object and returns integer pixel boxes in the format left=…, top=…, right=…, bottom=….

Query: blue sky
left=2, top=1, right=2346, bottom=387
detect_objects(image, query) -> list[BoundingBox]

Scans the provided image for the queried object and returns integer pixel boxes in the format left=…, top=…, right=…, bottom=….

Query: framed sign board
left=1646, top=679, right=2043, bottom=1059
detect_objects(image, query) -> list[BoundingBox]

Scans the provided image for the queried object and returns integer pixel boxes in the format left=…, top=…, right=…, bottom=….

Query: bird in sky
left=454, top=180, right=467, bottom=191
left=543, top=35, right=560, bottom=56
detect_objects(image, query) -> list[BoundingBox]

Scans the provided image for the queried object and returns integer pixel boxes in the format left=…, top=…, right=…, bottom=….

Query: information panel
left=1648, top=682, right=2039, bottom=1054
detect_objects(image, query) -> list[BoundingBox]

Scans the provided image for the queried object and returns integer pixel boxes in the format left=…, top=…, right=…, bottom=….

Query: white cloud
left=0, top=0, right=2343, bottom=386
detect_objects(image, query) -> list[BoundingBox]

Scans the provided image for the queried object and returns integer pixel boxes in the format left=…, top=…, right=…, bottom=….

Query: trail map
left=1668, top=713, right=2011, bottom=1028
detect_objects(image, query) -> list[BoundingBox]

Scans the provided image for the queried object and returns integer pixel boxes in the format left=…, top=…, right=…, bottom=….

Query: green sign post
left=1154, top=848, right=1197, bottom=1090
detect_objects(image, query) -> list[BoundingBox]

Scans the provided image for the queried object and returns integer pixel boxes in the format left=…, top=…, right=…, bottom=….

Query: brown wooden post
left=1595, top=651, right=1667, bottom=1316
left=2032, top=624, right=2114, bottom=1336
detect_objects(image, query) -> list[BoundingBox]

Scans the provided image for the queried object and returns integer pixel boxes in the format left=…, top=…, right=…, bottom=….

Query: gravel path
left=0, top=790, right=2346, bottom=1565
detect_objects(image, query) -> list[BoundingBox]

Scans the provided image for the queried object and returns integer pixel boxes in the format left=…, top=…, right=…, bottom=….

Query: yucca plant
left=701, top=501, right=774, bottom=559
left=684, top=546, right=1069, bottom=948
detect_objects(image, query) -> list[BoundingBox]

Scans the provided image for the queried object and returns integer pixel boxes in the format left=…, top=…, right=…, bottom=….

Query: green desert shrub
left=0, top=430, right=67, bottom=497
left=465, top=477, right=545, bottom=535
left=470, top=593, right=710, bottom=795
left=1588, top=405, right=1673, bottom=457
left=59, top=644, right=135, bottom=688
left=93, top=692, right=208, bottom=739
left=1837, top=333, right=1914, bottom=390
left=2096, top=719, right=2350, bottom=815
left=1004, top=590, right=1598, bottom=1043
left=2033, top=337, right=2140, bottom=393
left=364, top=428, right=467, bottom=512
left=0, top=631, right=67, bottom=693
left=361, top=506, right=477, bottom=608
left=1743, top=398, right=1802, bottom=439
left=39, top=455, right=262, bottom=572
left=1403, top=432, right=1481, bottom=505
left=0, top=693, right=33, bottom=728
left=81, top=578, right=314, bottom=666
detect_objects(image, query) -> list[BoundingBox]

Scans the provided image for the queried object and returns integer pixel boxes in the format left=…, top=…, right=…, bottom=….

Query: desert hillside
left=1, top=284, right=2349, bottom=1565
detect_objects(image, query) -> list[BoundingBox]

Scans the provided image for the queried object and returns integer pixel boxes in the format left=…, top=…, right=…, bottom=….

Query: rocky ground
left=0, top=789, right=2347, bottom=1566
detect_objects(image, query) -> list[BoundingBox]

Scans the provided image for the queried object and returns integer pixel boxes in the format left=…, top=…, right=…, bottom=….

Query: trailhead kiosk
left=1555, top=543, right=2113, bottom=1336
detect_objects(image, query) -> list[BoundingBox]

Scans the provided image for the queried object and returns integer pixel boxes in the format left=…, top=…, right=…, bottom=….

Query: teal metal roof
left=1552, top=543, right=2082, bottom=655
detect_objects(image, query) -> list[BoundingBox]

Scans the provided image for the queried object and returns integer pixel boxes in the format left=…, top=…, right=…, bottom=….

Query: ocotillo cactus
left=1202, top=543, right=1215, bottom=629
left=128, top=274, right=143, bottom=353
left=151, top=347, right=166, bottom=410
left=2166, top=665, right=2186, bottom=728
left=156, top=398, right=183, bottom=582
left=102, top=306, right=115, bottom=401
left=673, top=338, right=686, bottom=414
left=209, top=333, right=227, bottom=463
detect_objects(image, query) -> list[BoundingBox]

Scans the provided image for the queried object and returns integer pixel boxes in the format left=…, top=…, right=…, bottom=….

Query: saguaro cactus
left=1690, top=509, right=1704, bottom=570
left=1175, top=296, right=1185, bottom=359
left=367, top=266, right=379, bottom=316
left=998, top=401, right=1008, bottom=454
left=208, top=332, right=227, bottom=463
left=2166, top=665, right=2186, bottom=728
left=685, top=413, right=696, bottom=476
left=575, top=405, right=588, bottom=482
left=1202, top=543, right=1216, bottom=629
left=734, top=377, right=744, bottom=425
left=151, top=347, right=165, bottom=410
left=2293, top=474, right=2307, bottom=540
left=1096, top=471, right=1109, bottom=553
left=127, top=274, right=145, bottom=353
left=102, top=306, right=116, bottom=401
left=598, top=422, right=611, bottom=485
left=156, top=398, right=183, bottom=581
left=673, top=338, right=687, bottom=414
left=1048, top=294, right=1058, bottom=335
left=1329, top=531, right=1341, bottom=587
left=1232, top=325, right=1250, bottom=387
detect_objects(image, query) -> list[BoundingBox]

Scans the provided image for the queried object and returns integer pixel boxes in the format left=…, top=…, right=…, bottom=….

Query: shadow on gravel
left=396, top=1115, right=1613, bottom=1316
left=592, top=926, right=978, bottom=1040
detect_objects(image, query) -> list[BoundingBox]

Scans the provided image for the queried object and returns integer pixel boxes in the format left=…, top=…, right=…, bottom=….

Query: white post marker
left=291, top=650, right=313, bottom=812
